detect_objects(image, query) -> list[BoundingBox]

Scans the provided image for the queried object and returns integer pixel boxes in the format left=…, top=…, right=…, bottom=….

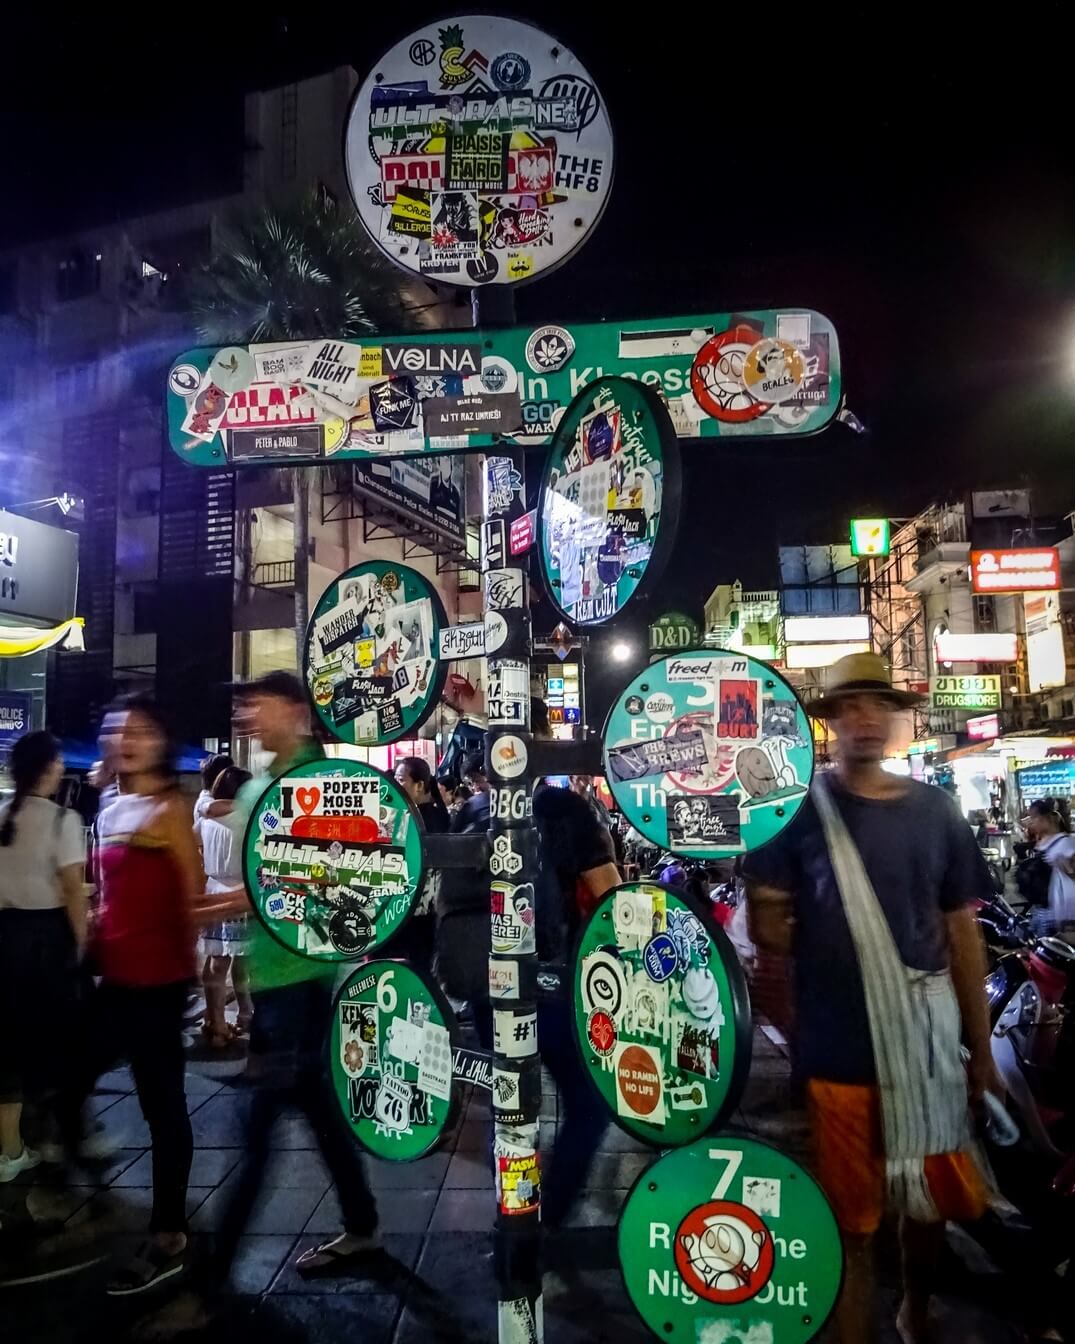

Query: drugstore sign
left=929, top=674, right=1002, bottom=710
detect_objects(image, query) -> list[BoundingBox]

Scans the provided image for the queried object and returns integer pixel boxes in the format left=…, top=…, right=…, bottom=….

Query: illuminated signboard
left=784, top=640, right=870, bottom=670
left=967, top=713, right=1000, bottom=741
left=850, top=518, right=891, bottom=557
left=970, top=548, right=1060, bottom=594
left=783, top=614, right=870, bottom=644
left=933, top=630, right=1018, bottom=664
left=930, top=674, right=1001, bottom=710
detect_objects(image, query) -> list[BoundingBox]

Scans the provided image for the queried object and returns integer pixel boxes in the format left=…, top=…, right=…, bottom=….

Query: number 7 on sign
left=708, top=1148, right=743, bottom=1199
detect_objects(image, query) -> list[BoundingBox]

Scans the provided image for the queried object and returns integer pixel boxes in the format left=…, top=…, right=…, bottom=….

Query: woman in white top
left=0, top=731, right=86, bottom=1181
left=195, top=764, right=252, bottom=1046
left=1024, top=797, right=1075, bottom=934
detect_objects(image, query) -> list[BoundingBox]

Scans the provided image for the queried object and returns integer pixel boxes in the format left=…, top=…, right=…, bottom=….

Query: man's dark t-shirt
left=533, top=782, right=616, bottom=964
left=742, top=778, right=993, bottom=1085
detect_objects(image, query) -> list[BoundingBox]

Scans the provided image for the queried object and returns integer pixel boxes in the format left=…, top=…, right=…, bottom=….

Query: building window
left=55, top=362, right=99, bottom=404
left=56, top=250, right=102, bottom=302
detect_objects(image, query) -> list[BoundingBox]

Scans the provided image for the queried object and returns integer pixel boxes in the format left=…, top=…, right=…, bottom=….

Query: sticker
left=485, top=568, right=525, bottom=611
left=673, top=1015, right=721, bottom=1080
left=482, top=520, right=507, bottom=570
left=484, top=610, right=509, bottom=654
left=498, top=1296, right=543, bottom=1344
left=169, top=363, right=201, bottom=397
left=492, top=1067, right=521, bottom=1112
left=716, top=677, right=760, bottom=740
left=453, top=1047, right=493, bottom=1089
left=494, top=1007, right=538, bottom=1058
left=490, top=833, right=524, bottom=877
left=643, top=933, right=679, bottom=983
left=490, top=786, right=533, bottom=824
left=675, top=1200, right=775, bottom=1306
left=625, top=694, right=644, bottom=715
left=606, top=725, right=708, bottom=784
left=490, top=734, right=528, bottom=780
left=303, top=340, right=363, bottom=404
left=485, top=455, right=523, bottom=513
left=497, top=1150, right=541, bottom=1215
left=489, top=959, right=522, bottom=1000
left=613, top=886, right=654, bottom=949
left=181, top=371, right=231, bottom=443
left=486, top=661, right=529, bottom=726
left=667, top=795, right=742, bottom=850
left=439, top=623, right=486, bottom=660
left=644, top=692, right=676, bottom=723
left=587, top=1009, right=617, bottom=1058
left=506, top=253, right=534, bottom=280
left=690, top=325, right=768, bottom=424
left=509, top=511, right=536, bottom=556
left=494, top=1121, right=539, bottom=1158
left=244, top=761, right=424, bottom=963
left=491, top=51, right=530, bottom=90
left=525, top=325, right=575, bottom=374
left=423, top=391, right=522, bottom=437
left=208, top=346, right=255, bottom=398
left=741, top=1176, right=782, bottom=1219
left=416, top=1021, right=452, bottom=1102
left=491, top=881, right=536, bottom=955
left=614, top=1042, right=665, bottom=1126
left=579, top=949, right=628, bottom=1018
left=339, top=1002, right=379, bottom=1077
left=742, top=338, right=806, bottom=405
left=475, top=355, right=519, bottom=395
left=375, top=1073, right=414, bottom=1133
left=682, top=965, right=722, bottom=1022
left=381, top=344, right=481, bottom=378
left=370, top=378, right=419, bottom=432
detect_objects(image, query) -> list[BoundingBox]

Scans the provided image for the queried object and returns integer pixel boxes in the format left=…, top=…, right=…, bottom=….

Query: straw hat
left=802, top=651, right=926, bottom=719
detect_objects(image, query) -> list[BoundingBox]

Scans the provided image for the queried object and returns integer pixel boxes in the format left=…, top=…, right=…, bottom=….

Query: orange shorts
left=807, top=1078, right=989, bottom=1236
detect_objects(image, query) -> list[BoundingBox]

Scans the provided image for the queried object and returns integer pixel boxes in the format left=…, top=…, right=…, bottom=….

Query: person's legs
left=126, top=983, right=193, bottom=1245
left=231, top=955, right=253, bottom=1031
left=202, top=955, right=230, bottom=1038
left=897, top=1217, right=945, bottom=1342
left=537, top=998, right=607, bottom=1228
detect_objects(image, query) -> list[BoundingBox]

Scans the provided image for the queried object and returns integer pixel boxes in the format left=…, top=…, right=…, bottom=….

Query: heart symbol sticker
left=296, top=786, right=321, bottom=816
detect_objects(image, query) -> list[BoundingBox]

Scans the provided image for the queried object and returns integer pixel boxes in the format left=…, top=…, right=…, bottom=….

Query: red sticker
left=690, top=325, right=770, bottom=424
left=587, top=1009, right=616, bottom=1058
left=616, top=1044, right=662, bottom=1117
left=291, top=814, right=380, bottom=843
left=674, top=1200, right=775, bottom=1305
left=295, top=786, right=322, bottom=815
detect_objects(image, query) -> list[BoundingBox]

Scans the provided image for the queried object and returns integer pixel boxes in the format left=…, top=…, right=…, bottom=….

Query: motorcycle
left=978, top=893, right=1032, bottom=1025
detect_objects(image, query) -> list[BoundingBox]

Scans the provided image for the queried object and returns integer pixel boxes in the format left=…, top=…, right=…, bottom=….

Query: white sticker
left=490, top=734, right=527, bottom=780
left=485, top=568, right=525, bottom=611
left=490, top=833, right=524, bottom=877
left=494, top=1008, right=538, bottom=1059
left=666, top=655, right=722, bottom=684
left=613, top=1040, right=665, bottom=1126
left=302, top=339, right=363, bottom=405
left=416, top=1022, right=452, bottom=1102
left=741, top=1175, right=782, bottom=1218
left=493, top=1121, right=538, bottom=1158
left=498, top=1295, right=543, bottom=1344
left=579, top=948, right=629, bottom=1019
left=525, top=325, right=575, bottom=374
left=644, top=692, right=676, bottom=724
left=374, top=1074, right=412, bottom=1133
left=385, top=1016, right=424, bottom=1066
left=491, top=1067, right=521, bottom=1112
left=489, top=959, right=521, bottom=1000
left=483, top=610, right=509, bottom=654
left=439, top=623, right=486, bottom=660
left=491, top=881, right=536, bottom=955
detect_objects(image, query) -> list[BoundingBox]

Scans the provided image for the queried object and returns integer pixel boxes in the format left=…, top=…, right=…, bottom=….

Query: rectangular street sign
left=970, top=548, right=1060, bottom=594
left=166, top=308, right=841, bottom=469
left=929, top=674, right=1002, bottom=710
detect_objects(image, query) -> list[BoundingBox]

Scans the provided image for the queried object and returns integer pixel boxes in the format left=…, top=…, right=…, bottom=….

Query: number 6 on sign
left=377, top=969, right=398, bottom=1015
left=708, top=1148, right=743, bottom=1199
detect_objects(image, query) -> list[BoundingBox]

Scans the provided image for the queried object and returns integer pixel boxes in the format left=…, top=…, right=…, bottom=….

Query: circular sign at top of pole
left=345, top=16, right=614, bottom=287
left=618, top=1136, right=843, bottom=1342
left=573, top=882, right=750, bottom=1148
left=305, top=560, right=448, bottom=747
left=538, top=377, right=681, bottom=627
left=603, top=650, right=814, bottom=859
left=242, top=759, right=425, bottom=962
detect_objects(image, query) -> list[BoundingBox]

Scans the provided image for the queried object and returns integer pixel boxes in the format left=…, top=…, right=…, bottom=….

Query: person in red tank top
left=62, top=695, right=204, bottom=1298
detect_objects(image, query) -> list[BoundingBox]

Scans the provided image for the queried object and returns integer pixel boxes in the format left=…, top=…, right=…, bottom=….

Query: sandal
left=294, top=1234, right=381, bottom=1279
left=105, top=1240, right=186, bottom=1297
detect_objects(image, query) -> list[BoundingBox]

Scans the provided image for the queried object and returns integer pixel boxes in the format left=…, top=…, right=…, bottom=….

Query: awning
left=0, top=617, right=84, bottom=658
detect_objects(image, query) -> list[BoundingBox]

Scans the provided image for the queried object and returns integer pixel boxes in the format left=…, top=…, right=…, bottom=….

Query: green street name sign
left=166, top=309, right=841, bottom=468
left=930, top=674, right=1002, bottom=710
left=619, top=1137, right=843, bottom=1341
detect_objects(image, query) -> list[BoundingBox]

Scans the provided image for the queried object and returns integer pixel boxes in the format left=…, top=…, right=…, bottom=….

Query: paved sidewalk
left=0, top=1025, right=1037, bottom=1342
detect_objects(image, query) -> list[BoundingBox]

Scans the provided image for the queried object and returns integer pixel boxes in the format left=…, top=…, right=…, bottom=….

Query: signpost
left=330, top=960, right=457, bottom=1161
left=304, top=560, right=449, bottom=746
left=603, top=650, right=814, bottom=860
left=618, top=1137, right=843, bottom=1342
left=242, top=759, right=425, bottom=961
left=572, top=883, right=750, bottom=1147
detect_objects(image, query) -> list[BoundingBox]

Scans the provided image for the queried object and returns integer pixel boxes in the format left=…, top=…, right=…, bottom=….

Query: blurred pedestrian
left=393, top=756, right=449, bottom=969
left=743, top=654, right=995, bottom=1344
left=1022, top=797, right=1075, bottom=938
left=195, top=764, right=253, bottom=1046
left=0, top=732, right=86, bottom=1181
left=194, top=753, right=233, bottom=823
left=435, top=749, right=491, bottom=1010
left=63, top=695, right=203, bottom=1296
left=394, top=756, right=450, bottom=834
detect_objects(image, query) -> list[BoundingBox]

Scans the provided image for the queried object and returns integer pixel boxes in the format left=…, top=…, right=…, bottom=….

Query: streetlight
left=611, top=640, right=633, bottom=662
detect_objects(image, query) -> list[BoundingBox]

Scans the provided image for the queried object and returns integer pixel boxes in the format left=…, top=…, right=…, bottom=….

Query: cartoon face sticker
left=690, top=326, right=770, bottom=424
left=675, top=1200, right=775, bottom=1305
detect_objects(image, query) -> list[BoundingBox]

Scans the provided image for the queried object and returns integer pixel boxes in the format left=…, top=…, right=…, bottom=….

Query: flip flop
left=294, top=1237, right=381, bottom=1279
left=105, top=1241, right=186, bottom=1297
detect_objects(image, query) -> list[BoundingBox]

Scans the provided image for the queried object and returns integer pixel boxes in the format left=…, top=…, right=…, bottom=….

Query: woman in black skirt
left=0, top=732, right=87, bottom=1180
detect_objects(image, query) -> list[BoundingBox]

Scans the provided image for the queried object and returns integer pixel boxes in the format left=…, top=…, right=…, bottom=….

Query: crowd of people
left=3, top=652, right=1070, bottom=1339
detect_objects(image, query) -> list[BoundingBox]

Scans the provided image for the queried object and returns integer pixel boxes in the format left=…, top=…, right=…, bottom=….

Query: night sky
left=8, top=13, right=1075, bottom=705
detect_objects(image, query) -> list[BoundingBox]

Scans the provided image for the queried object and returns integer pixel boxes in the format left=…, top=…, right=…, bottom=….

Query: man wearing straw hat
left=744, top=652, right=997, bottom=1343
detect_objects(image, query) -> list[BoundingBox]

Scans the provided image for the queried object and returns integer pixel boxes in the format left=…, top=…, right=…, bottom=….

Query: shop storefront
left=0, top=511, right=80, bottom=763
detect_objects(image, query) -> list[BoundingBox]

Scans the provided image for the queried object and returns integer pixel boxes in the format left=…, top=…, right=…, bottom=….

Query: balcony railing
left=251, top=560, right=295, bottom=589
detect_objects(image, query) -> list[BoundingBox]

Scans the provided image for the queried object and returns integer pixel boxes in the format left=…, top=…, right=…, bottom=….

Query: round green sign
left=619, top=1137, right=843, bottom=1342
left=330, top=960, right=457, bottom=1162
left=604, top=650, right=814, bottom=860
left=572, top=882, right=750, bottom=1148
left=242, top=759, right=424, bottom=962
left=538, top=377, right=681, bottom=627
left=304, top=559, right=448, bottom=746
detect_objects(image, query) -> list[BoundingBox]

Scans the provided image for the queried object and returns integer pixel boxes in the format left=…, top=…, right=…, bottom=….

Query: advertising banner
left=166, top=309, right=842, bottom=468
left=0, top=691, right=31, bottom=758
left=353, top=457, right=465, bottom=547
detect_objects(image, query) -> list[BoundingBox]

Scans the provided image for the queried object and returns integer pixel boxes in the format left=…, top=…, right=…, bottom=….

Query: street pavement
left=0, top=1019, right=1039, bottom=1342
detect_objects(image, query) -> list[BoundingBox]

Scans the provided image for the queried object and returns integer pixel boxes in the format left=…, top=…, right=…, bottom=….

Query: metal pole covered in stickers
left=482, top=442, right=545, bottom=1340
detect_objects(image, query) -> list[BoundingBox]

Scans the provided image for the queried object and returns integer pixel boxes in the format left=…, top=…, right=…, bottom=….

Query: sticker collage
left=603, top=651, right=815, bottom=860
left=242, top=760, right=424, bottom=962
left=573, top=884, right=748, bottom=1147
left=304, top=560, right=447, bottom=747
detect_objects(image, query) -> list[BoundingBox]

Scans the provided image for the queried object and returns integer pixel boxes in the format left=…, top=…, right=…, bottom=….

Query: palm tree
left=187, top=190, right=420, bottom=657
